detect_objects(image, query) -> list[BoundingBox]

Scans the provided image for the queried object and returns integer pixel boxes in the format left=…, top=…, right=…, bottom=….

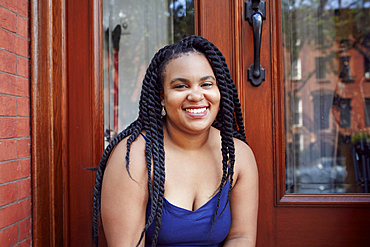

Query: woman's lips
left=185, top=107, right=207, bottom=113
left=183, top=106, right=208, bottom=118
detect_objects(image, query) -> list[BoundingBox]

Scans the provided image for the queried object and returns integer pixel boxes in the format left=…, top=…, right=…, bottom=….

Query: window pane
left=103, top=0, right=194, bottom=144
left=283, top=0, right=370, bottom=193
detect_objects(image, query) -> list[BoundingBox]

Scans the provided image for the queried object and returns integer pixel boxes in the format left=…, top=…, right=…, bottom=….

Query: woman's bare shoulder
left=105, top=133, right=148, bottom=185
left=233, top=137, right=258, bottom=179
left=233, top=138, right=254, bottom=158
left=225, top=138, right=258, bottom=245
left=101, top=133, right=149, bottom=246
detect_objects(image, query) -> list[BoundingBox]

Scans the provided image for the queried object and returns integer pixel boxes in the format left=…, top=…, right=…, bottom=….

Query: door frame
left=30, top=0, right=370, bottom=246
left=31, top=0, right=67, bottom=245
left=31, top=0, right=103, bottom=245
left=30, top=0, right=271, bottom=245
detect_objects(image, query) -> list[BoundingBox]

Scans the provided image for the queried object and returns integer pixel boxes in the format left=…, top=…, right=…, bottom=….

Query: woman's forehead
left=163, top=52, right=214, bottom=78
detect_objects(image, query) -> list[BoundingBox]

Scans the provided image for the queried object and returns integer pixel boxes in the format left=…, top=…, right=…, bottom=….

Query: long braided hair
left=92, top=35, right=247, bottom=247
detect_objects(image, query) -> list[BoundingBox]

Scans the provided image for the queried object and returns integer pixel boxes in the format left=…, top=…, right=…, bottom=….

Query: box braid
left=92, top=35, right=246, bottom=247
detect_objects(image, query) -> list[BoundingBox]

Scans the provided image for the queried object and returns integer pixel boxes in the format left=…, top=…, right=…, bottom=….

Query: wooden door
left=200, top=0, right=370, bottom=246
left=198, top=0, right=370, bottom=246
left=31, top=0, right=370, bottom=246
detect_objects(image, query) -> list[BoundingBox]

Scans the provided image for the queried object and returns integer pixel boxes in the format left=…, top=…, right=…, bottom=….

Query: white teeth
left=185, top=108, right=207, bottom=113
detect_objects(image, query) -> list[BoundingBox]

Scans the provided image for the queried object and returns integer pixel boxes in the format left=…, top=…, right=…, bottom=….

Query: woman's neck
left=163, top=121, right=214, bottom=151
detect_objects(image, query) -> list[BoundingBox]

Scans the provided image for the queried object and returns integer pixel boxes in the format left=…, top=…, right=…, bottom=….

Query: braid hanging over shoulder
left=92, top=35, right=246, bottom=247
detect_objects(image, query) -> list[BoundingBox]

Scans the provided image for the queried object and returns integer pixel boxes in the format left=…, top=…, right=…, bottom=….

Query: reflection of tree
left=173, top=0, right=194, bottom=43
left=282, top=0, right=370, bottom=95
left=335, top=2, right=370, bottom=66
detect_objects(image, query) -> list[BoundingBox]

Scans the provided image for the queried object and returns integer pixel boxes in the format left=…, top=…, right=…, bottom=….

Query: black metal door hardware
left=245, top=0, right=266, bottom=86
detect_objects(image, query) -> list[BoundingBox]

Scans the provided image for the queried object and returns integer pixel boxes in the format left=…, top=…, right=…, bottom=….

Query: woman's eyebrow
left=170, top=75, right=216, bottom=85
left=170, top=77, right=189, bottom=85
left=200, top=75, right=216, bottom=81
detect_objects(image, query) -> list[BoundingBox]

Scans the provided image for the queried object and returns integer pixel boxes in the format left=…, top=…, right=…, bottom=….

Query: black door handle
left=245, top=0, right=266, bottom=87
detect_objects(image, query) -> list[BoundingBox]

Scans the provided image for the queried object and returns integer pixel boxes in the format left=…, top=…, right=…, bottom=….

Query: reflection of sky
left=288, top=0, right=370, bottom=10
left=170, top=0, right=187, bottom=17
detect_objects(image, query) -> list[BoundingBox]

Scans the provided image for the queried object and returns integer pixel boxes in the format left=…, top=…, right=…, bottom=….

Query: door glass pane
left=283, top=0, right=370, bottom=193
left=103, top=0, right=194, bottom=144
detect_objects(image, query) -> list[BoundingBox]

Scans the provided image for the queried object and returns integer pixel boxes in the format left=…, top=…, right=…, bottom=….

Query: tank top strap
left=140, top=132, right=147, bottom=141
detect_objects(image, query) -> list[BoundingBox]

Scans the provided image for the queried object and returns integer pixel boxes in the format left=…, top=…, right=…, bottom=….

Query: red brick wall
left=0, top=0, right=31, bottom=246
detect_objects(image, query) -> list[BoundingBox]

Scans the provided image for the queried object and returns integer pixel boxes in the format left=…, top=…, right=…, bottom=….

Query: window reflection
left=103, top=0, right=194, bottom=144
left=283, top=0, right=370, bottom=193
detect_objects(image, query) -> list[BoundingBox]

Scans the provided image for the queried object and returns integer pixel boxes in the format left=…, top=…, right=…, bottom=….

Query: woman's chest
left=145, top=180, right=231, bottom=247
left=163, top=155, right=223, bottom=211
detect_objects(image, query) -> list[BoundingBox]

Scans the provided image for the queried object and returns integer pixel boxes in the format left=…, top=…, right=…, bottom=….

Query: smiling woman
left=93, top=35, right=258, bottom=247
left=161, top=53, right=220, bottom=135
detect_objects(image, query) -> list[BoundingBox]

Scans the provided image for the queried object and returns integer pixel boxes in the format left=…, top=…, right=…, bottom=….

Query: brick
left=0, top=159, right=30, bottom=184
left=0, top=73, right=15, bottom=94
left=16, top=118, right=29, bottom=137
left=18, top=178, right=30, bottom=200
left=0, top=139, right=17, bottom=162
left=0, top=0, right=17, bottom=12
left=0, top=117, right=16, bottom=138
left=0, top=0, right=29, bottom=19
left=0, top=73, right=28, bottom=97
left=0, top=6, right=17, bottom=32
left=0, top=117, right=29, bottom=138
left=0, top=182, right=17, bottom=207
left=1, top=73, right=15, bottom=95
left=0, top=224, right=17, bottom=246
left=17, top=138, right=30, bottom=159
left=0, top=50, right=17, bottom=74
left=16, top=57, right=28, bottom=78
left=16, top=36, right=28, bottom=57
left=0, top=198, right=31, bottom=229
left=17, top=118, right=29, bottom=137
left=17, top=0, right=29, bottom=19
left=16, top=237, right=31, bottom=247
left=17, top=16, right=28, bottom=38
left=0, top=95, right=17, bottom=116
left=15, top=77, right=29, bottom=97
left=18, top=217, right=31, bottom=241
left=16, top=97, right=29, bottom=116
left=0, top=28, right=17, bottom=53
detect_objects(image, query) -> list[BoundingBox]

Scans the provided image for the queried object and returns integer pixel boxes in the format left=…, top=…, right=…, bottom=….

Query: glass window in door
left=283, top=0, right=370, bottom=193
left=103, top=0, right=194, bottom=145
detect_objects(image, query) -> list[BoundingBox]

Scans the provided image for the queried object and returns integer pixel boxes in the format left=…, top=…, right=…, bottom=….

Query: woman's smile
left=184, top=106, right=208, bottom=117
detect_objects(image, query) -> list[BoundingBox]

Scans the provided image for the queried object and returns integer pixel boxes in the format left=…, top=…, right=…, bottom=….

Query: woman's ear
left=160, top=91, right=165, bottom=106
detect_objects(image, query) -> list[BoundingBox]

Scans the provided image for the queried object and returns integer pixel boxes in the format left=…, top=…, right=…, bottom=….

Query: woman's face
left=161, top=52, right=220, bottom=134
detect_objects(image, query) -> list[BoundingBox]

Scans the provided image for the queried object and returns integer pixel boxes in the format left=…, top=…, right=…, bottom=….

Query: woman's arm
left=223, top=139, right=259, bottom=247
left=101, top=136, right=148, bottom=247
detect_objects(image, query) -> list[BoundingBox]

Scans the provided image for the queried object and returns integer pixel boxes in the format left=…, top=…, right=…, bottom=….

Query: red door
left=199, top=0, right=370, bottom=246
left=236, top=0, right=370, bottom=246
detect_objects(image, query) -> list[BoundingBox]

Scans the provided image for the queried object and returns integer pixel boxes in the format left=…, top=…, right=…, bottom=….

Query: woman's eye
left=174, top=84, right=187, bottom=89
left=201, top=82, right=213, bottom=87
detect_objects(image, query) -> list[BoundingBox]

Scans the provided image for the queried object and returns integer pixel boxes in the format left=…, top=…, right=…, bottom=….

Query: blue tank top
left=139, top=133, right=231, bottom=246
left=145, top=180, right=231, bottom=246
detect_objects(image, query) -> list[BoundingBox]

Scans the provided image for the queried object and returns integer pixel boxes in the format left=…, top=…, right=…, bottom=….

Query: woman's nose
left=187, top=87, right=204, bottom=102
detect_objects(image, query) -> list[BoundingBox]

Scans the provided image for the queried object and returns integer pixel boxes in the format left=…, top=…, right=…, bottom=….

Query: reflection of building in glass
left=284, top=4, right=370, bottom=193
left=365, top=98, right=370, bottom=126
left=339, top=56, right=354, bottom=83
left=364, top=34, right=370, bottom=79
left=339, top=98, right=351, bottom=128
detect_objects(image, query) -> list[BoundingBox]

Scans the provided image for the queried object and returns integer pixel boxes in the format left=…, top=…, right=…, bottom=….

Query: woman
left=93, top=35, right=258, bottom=247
